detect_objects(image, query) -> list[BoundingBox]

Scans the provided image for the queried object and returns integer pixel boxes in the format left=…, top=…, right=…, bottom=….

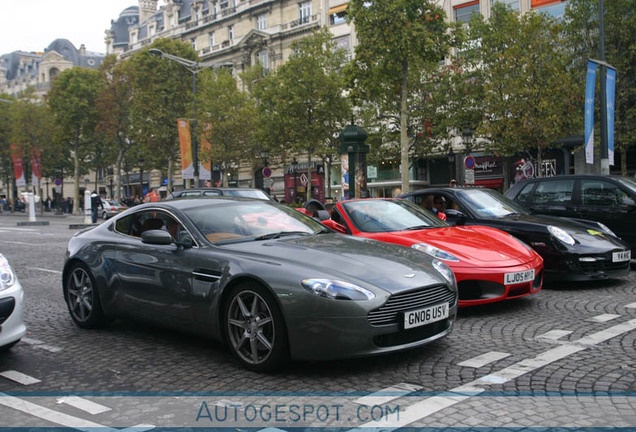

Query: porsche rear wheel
left=224, top=284, right=288, bottom=371
left=64, top=264, right=110, bottom=329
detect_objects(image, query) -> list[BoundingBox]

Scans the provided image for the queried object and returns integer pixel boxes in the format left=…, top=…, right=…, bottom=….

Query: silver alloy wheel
left=227, top=290, right=275, bottom=365
left=67, top=267, right=94, bottom=322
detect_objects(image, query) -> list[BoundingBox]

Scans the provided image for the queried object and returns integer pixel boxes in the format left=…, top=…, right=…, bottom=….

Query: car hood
left=496, top=214, right=628, bottom=249
left=374, top=226, right=533, bottom=266
left=221, top=233, right=448, bottom=294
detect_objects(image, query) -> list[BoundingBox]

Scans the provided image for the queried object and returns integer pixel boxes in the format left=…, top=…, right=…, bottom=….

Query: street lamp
left=448, top=147, right=455, bottom=183
left=138, top=157, right=145, bottom=200
left=260, top=149, right=269, bottom=167
left=462, top=126, right=473, bottom=155
left=149, top=48, right=233, bottom=187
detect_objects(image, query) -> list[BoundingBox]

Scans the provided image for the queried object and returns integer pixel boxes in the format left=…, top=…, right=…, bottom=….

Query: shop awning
left=329, top=4, right=348, bottom=15
left=474, top=178, right=503, bottom=189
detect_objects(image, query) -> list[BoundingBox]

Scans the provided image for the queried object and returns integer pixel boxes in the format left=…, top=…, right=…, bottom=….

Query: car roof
left=513, top=174, right=629, bottom=183
left=151, top=196, right=272, bottom=210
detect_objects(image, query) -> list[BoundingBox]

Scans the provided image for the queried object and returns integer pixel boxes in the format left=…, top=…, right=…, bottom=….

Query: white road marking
left=353, top=382, right=422, bottom=406
left=351, top=318, right=636, bottom=430
left=257, top=428, right=288, bottom=432
left=57, top=396, right=111, bottom=415
left=625, top=302, right=636, bottom=309
left=536, top=330, right=572, bottom=341
left=0, top=392, right=154, bottom=432
left=33, top=267, right=63, bottom=274
left=21, top=337, right=63, bottom=353
left=0, top=370, right=41, bottom=385
left=587, top=314, right=621, bottom=323
left=457, top=351, right=510, bottom=368
left=0, top=240, right=33, bottom=245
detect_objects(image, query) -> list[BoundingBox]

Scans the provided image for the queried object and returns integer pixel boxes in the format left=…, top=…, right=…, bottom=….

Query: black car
left=505, top=175, right=636, bottom=252
left=401, top=187, right=631, bottom=282
left=167, top=187, right=272, bottom=201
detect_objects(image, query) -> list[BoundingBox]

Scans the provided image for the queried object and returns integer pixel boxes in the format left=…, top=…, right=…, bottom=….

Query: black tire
left=64, top=263, right=111, bottom=329
left=0, top=340, right=20, bottom=352
left=223, top=284, right=288, bottom=372
left=102, top=211, right=109, bottom=220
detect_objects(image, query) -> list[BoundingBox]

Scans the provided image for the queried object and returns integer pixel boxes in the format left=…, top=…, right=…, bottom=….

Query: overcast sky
left=0, top=0, right=138, bottom=55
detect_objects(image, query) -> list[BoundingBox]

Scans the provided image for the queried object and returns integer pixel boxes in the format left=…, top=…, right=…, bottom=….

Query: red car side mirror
left=322, top=219, right=347, bottom=234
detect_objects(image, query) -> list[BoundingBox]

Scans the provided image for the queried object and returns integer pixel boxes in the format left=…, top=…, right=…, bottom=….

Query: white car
left=0, top=253, right=26, bottom=351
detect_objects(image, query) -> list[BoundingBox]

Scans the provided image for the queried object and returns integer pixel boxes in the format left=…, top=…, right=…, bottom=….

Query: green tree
left=563, top=0, right=635, bottom=175
left=347, top=0, right=457, bottom=193
left=96, top=55, right=134, bottom=201
left=0, top=95, right=15, bottom=203
left=47, top=67, right=104, bottom=214
left=256, top=27, right=350, bottom=201
left=460, top=4, right=580, bottom=182
left=127, top=38, right=198, bottom=193
left=198, top=69, right=257, bottom=187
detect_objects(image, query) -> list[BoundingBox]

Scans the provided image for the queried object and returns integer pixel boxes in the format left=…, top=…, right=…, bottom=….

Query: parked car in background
left=62, top=197, right=457, bottom=371
left=401, top=188, right=631, bottom=282
left=505, top=175, right=636, bottom=252
left=321, top=198, right=543, bottom=307
left=167, top=187, right=272, bottom=201
left=101, top=199, right=128, bottom=220
left=0, top=253, right=26, bottom=351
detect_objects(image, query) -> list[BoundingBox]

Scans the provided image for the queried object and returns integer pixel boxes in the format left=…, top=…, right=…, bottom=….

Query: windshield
left=458, top=189, right=530, bottom=218
left=182, top=200, right=326, bottom=244
left=617, top=177, right=636, bottom=195
left=223, top=189, right=271, bottom=200
left=341, top=199, right=447, bottom=232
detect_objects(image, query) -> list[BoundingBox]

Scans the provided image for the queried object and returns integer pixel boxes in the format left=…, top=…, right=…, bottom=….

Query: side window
left=515, top=183, right=536, bottom=204
left=114, top=214, right=133, bottom=235
left=182, top=191, right=202, bottom=197
left=203, top=190, right=222, bottom=196
left=532, top=180, right=574, bottom=204
left=580, top=180, right=621, bottom=206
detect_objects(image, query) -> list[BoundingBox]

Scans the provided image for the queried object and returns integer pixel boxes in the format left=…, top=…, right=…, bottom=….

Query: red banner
left=31, top=148, right=43, bottom=187
left=10, top=144, right=26, bottom=186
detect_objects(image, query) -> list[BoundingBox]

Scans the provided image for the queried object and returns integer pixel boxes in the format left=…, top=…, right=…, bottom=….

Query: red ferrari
left=321, top=198, right=543, bottom=307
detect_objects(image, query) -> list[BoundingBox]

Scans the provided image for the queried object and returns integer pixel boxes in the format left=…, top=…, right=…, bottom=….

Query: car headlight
left=595, top=222, right=617, bottom=237
left=411, top=243, right=460, bottom=262
left=301, top=279, right=376, bottom=301
left=548, top=225, right=576, bottom=246
left=432, top=259, right=457, bottom=292
left=0, top=254, right=16, bottom=291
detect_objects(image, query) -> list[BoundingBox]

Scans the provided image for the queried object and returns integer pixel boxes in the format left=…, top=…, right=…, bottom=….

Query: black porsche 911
left=63, top=197, right=458, bottom=371
left=401, top=188, right=631, bottom=282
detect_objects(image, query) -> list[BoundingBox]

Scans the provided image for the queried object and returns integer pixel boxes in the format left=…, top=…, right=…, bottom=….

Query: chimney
left=139, top=0, right=159, bottom=24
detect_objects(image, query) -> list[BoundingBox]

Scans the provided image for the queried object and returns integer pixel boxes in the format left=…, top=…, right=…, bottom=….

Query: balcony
left=282, top=14, right=318, bottom=30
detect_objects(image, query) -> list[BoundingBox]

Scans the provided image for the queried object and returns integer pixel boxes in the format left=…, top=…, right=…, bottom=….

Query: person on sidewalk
left=90, top=191, right=103, bottom=223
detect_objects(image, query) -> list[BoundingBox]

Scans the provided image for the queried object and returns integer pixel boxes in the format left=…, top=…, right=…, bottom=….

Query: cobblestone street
left=0, top=212, right=634, bottom=430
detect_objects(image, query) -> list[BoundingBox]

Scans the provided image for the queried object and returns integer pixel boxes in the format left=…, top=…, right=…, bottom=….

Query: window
left=257, top=13, right=267, bottom=30
left=149, top=25, right=156, bottom=37
left=209, top=31, right=216, bottom=46
left=454, top=1, right=480, bottom=23
left=580, top=179, right=625, bottom=207
left=532, top=180, right=574, bottom=204
left=257, top=50, right=269, bottom=72
left=299, top=1, right=312, bottom=23
left=493, top=0, right=519, bottom=11
left=329, top=4, right=347, bottom=26
left=228, top=25, right=235, bottom=41
left=515, top=182, right=536, bottom=204
left=191, top=37, right=197, bottom=51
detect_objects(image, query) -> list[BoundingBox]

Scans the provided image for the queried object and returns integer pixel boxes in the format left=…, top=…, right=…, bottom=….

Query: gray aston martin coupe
left=63, top=197, right=458, bottom=371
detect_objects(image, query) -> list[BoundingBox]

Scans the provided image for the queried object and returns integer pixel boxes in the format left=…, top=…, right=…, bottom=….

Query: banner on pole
left=199, top=123, right=212, bottom=181
left=31, top=148, right=43, bottom=188
left=10, top=144, right=26, bottom=186
left=606, top=67, right=616, bottom=166
left=177, top=119, right=193, bottom=179
left=584, top=60, right=597, bottom=165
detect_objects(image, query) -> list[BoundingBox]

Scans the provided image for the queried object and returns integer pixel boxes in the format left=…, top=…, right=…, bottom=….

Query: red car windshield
left=341, top=199, right=448, bottom=233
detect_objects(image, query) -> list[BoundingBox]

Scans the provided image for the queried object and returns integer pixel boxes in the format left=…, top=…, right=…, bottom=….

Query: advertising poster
left=177, top=119, right=193, bottom=179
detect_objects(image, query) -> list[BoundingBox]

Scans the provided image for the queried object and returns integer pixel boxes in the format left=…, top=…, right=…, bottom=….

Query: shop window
left=454, top=1, right=480, bottom=24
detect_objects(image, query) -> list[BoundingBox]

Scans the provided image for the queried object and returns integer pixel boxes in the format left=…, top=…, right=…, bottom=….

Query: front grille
left=577, top=258, right=630, bottom=273
left=368, top=285, right=455, bottom=326
left=0, top=297, right=16, bottom=325
left=373, top=319, right=451, bottom=347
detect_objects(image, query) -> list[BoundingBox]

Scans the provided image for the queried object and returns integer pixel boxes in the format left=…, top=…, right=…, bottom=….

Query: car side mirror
left=176, top=235, right=194, bottom=249
left=444, top=209, right=466, bottom=226
left=141, top=229, right=174, bottom=245
left=322, top=219, right=347, bottom=234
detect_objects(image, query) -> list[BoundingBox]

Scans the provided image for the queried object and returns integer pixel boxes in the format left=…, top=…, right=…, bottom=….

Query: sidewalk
left=0, top=210, right=95, bottom=228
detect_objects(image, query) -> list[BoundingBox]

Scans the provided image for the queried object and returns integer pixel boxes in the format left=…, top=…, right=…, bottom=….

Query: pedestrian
left=449, top=179, right=457, bottom=187
left=144, top=188, right=160, bottom=203
left=90, top=191, right=103, bottom=223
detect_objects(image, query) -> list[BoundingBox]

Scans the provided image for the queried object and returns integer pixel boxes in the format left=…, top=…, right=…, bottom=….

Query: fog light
left=579, top=257, right=597, bottom=262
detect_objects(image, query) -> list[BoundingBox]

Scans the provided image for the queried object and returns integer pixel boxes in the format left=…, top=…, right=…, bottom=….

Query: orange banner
left=177, top=119, right=193, bottom=179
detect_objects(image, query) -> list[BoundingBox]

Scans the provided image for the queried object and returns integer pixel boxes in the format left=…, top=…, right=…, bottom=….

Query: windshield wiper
left=403, top=225, right=432, bottom=231
left=254, top=231, right=311, bottom=241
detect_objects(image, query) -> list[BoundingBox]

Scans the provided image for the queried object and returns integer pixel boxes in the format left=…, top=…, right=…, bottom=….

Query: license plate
left=403, top=303, right=449, bottom=330
left=612, top=251, right=631, bottom=262
left=504, top=269, right=535, bottom=285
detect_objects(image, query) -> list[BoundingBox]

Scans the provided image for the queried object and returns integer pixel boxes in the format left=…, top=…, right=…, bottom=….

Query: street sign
left=262, top=167, right=272, bottom=178
left=465, top=156, right=475, bottom=170
left=55, top=178, right=62, bottom=186
left=465, top=169, right=475, bottom=185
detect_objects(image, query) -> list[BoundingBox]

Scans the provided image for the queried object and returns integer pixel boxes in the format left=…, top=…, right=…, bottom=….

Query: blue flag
left=584, top=60, right=597, bottom=164
left=606, top=67, right=616, bottom=166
